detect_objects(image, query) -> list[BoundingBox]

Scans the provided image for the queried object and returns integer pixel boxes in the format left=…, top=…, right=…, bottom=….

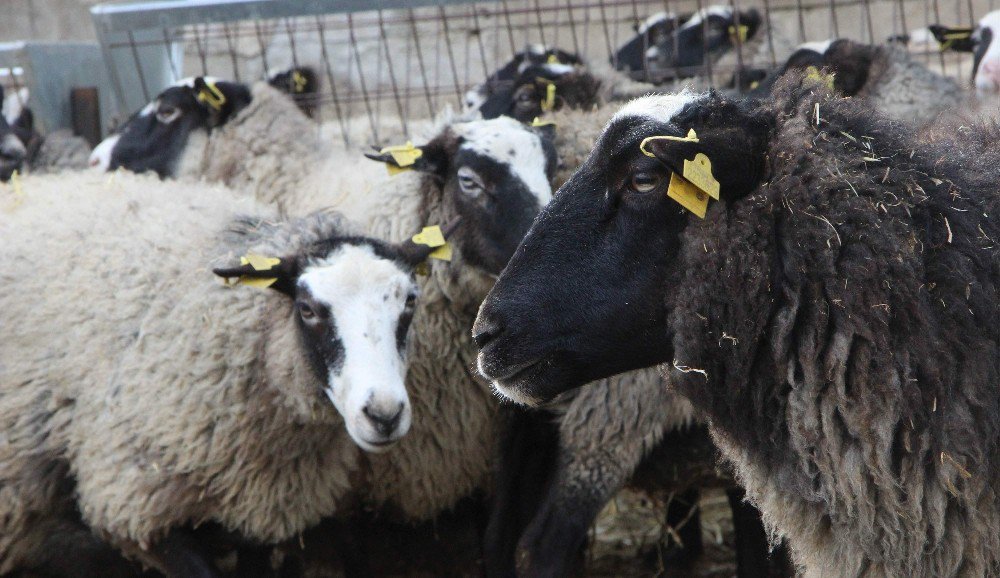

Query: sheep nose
left=472, top=315, right=504, bottom=349
left=363, top=402, right=404, bottom=436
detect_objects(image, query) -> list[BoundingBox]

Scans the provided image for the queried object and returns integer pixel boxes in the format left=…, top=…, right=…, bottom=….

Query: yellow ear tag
left=667, top=173, right=708, bottom=219
left=379, top=142, right=423, bottom=175
left=530, top=117, right=557, bottom=128
left=749, top=80, right=760, bottom=90
left=728, top=24, right=750, bottom=43
left=196, top=80, right=227, bottom=111
left=938, top=28, right=974, bottom=50
left=240, top=253, right=282, bottom=271
left=292, top=70, right=308, bottom=93
left=541, top=82, right=557, bottom=112
left=682, top=153, right=720, bottom=200
left=639, top=129, right=699, bottom=157
left=804, top=66, right=836, bottom=90
left=236, top=277, right=278, bottom=289
left=411, top=225, right=446, bottom=248
left=429, top=244, right=453, bottom=262
left=547, top=53, right=561, bottom=64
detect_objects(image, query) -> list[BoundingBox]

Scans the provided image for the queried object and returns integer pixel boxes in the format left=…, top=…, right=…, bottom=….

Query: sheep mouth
left=482, top=356, right=552, bottom=407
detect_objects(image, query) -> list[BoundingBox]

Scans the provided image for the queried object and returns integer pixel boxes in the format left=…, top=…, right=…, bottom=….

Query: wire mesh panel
left=91, top=0, right=997, bottom=146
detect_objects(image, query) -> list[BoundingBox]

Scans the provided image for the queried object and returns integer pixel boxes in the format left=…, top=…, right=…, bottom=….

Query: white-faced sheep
left=90, top=77, right=560, bottom=529
left=0, top=170, right=446, bottom=577
left=474, top=73, right=999, bottom=577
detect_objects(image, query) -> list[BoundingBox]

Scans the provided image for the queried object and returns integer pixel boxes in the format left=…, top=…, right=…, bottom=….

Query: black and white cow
left=613, top=6, right=762, bottom=84
left=463, top=45, right=601, bottom=123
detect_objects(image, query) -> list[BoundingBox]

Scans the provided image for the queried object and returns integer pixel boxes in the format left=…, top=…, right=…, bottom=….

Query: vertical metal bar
left=95, top=26, right=129, bottom=117
left=126, top=30, right=150, bottom=102
left=863, top=0, right=875, bottom=43
left=533, top=0, right=548, bottom=47
left=828, top=0, right=841, bottom=38
left=470, top=5, right=491, bottom=80
left=408, top=8, right=436, bottom=115
left=221, top=23, right=241, bottom=82
left=932, top=0, right=947, bottom=73
left=377, top=9, right=408, bottom=137
left=284, top=18, right=301, bottom=69
left=731, top=0, right=744, bottom=92
left=795, top=0, right=807, bottom=43
left=162, top=27, right=181, bottom=81
left=314, top=15, right=349, bottom=146
left=192, top=25, right=209, bottom=76
left=254, top=20, right=271, bottom=79
left=565, top=0, right=581, bottom=55
left=693, top=0, right=714, bottom=87
left=500, top=0, right=517, bottom=55
left=438, top=5, right=464, bottom=106
left=762, top=0, right=777, bottom=68
left=348, top=12, right=378, bottom=143
left=895, top=0, right=909, bottom=43
left=598, top=1, right=617, bottom=69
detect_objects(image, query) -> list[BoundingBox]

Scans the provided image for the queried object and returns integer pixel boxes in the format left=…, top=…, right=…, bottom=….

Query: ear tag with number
left=682, top=153, right=720, bottom=200
left=411, top=225, right=453, bottom=262
left=232, top=253, right=281, bottom=288
left=667, top=173, right=708, bottom=219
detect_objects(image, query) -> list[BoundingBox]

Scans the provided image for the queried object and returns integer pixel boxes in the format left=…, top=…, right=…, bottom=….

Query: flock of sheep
left=0, top=4, right=998, bottom=578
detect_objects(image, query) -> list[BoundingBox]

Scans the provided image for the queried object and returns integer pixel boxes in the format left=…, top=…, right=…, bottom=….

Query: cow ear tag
left=667, top=173, right=708, bottom=219
left=682, top=153, right=720, bottom=200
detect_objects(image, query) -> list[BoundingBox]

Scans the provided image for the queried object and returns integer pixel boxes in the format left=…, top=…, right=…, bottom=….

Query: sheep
left=473, top=72, right=999, bottom=577
left=0, top=169, right=448, bottom=576
left=752, top=38, right=967, bottom=127
left=0, top=86, right=91, bottom=175
left=925, top=10, right=1000, bottom=93
left=90, top=76, right=561, bottom=539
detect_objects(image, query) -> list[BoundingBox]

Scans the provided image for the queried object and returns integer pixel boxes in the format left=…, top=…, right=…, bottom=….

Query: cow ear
left=928, top=25, right=978, bottom=52
left=213, top=254, right=299, bottom=296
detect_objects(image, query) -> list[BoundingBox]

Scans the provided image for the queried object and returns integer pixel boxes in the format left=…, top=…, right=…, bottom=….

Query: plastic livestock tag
left=412, top=226, right=446, bottom=248
left=292, top=70, right=308, bottom=93
left=682, top=153, right=720, bottom=200
left=237, top=277, right=278, bottom=289
left=804, top=66, right=836, bottom=90
left=639, top=129, right=699, bottom=157
left=196, top=80, right=227, bottom=111
left=429, top=244, right=453, bottom=262
left=379, top=142, right=423, bottom=176
left=729, top=24, right=750, bottom=43
left=531, top=117, right=556, bottom=128
left=541, top=82, right=557, bottom=112
left=240, top=254, right=282, bottom=271
left=547, top=53, right=561, bottom=64
left=667, top=173, right=708, bottom=219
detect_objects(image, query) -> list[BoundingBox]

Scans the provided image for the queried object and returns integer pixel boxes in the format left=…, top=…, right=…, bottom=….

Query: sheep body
left=28, top=129, right=92, bottom=173
left=172, top=83, right=502, bottom=521
left=0, top=171, right=363, bottom=571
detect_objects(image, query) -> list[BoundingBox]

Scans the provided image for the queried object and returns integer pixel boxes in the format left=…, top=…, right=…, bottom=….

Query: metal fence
left=90, top=0, right=995, bottom=146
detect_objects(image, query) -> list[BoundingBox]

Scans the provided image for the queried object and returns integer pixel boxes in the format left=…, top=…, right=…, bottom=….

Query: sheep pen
left=474, top=73, right=999, bottom=577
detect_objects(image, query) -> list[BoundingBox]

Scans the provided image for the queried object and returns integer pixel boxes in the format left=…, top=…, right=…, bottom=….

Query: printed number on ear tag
left=240, top=253, right=282, bottom=271
left=411, top=226, right=446, bottom=248
left=379, top=142, right=423, bottom=172
left=682, top=153, right=720, bottom=200
left=667, top=173, right=708, bottom=219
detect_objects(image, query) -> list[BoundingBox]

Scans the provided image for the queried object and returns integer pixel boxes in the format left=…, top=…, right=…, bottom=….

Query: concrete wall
left=0, top=0, right=102, bottom=43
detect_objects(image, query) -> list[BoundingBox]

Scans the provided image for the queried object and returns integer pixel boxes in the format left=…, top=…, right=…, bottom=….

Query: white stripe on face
left=453, top=116, right=553, bottom=207
left=89, top=133, right=120, bottom=170
left=681, top=5, right=734, bottom=30
left=298, top=244, right=416, bottom=453
left=797, top=39, right=835, bottom=55
left=639, top=11, right=674, bottom=34
left=611, top=92, right=702, bottom=125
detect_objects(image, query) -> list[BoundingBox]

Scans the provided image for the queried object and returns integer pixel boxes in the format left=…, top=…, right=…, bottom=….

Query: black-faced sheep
left=0, top=171, right=442, bottom=576
left=0, top=86, right=93, bottom=177
left=474, top=75, right=999, bottom=577
left=926, top=10, right=1000, bottom=94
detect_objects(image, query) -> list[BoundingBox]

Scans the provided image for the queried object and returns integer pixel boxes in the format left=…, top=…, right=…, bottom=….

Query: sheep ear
left=192, top=77, right=252, bottom=128
left=928, top=25, right=978, bottom=52
left=365, top=135, right=450, bottom=176
left=213, top=255, right=299, bottom=297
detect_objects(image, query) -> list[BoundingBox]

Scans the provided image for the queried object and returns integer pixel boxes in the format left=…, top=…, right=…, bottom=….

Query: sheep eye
left=405, top=293, right=417, bottom=309
left=297, top=302, right=316, bottom=320
left=630, top=172, right=662, bottom=193
left=156, top=105, right=181, bottom=124
left=457, top=167, right=484, bottom=195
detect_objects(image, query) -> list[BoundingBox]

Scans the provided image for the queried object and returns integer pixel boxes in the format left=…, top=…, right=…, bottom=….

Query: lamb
left=0, top=170, right=441, bottom=576
left=753, top=38, right=967, bottom=127
left=90, top=76, right=561, bottom=533
left=474, top=73, right=999, bottom=576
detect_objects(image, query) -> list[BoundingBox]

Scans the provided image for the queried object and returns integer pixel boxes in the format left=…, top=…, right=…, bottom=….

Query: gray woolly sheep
left=0, top=170, right=439, bottom=576
left=755, top=39, right=968, bottom=127
left=475, top=74, right=1000, bottom=577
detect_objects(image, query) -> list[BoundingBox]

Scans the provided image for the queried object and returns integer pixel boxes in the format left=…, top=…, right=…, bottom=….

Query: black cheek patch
left=395, top=310, right=414, bottom=352
left=299, top=316, right=345, bottom=384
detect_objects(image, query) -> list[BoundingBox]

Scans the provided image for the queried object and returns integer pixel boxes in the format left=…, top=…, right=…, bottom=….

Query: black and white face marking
left=464, top=46, right=585, bottom=121
left=472, top=93, right=769, bottom=405
left=0, top=86, right=27, bottom=182
left=296, top=242, right=419, bottom=453
left=445, top=117, right=557, bottom=274
left=89, top=77, right=251, bottom=178
left=971, top=11, right=1000, bottom=92
left=613, top=12, right=685, bottom=77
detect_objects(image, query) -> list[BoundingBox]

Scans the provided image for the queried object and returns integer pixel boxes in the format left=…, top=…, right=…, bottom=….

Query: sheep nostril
left=363, top=402, right=404, bottom=436
left=472, top=318, right=503, bottom=349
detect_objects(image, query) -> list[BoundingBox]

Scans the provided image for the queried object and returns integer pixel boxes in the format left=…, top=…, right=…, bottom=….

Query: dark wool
left=670, top=78, right=999, bottom=576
